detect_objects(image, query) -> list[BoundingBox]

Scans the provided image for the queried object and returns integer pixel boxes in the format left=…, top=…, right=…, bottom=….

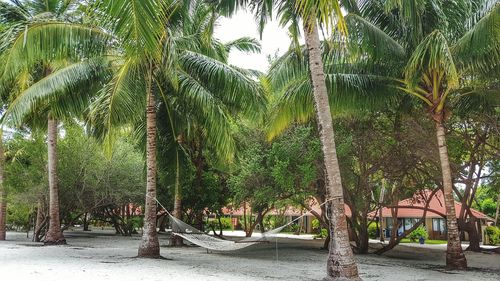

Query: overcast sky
left=214, top=10, right=292, bottom=72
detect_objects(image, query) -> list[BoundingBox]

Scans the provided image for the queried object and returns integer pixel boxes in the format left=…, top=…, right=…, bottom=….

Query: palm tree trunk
left=170, top=148, right=184, bottom=246
left=435, top=122, right=467, bottom=269
left=495, top=194, right=500, bottom=226
left=44, top=116, right=66, bottom=245
left=303, top=22, right=360, bottom=280
left=0, top=129, right=6, bottom=241
left=138, top=83, right=160, bottom=258
left=34, top=198, right=44, bottom=242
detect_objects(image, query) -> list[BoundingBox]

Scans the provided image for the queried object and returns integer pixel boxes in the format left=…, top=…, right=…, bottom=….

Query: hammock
left=149, top=195, right=331, bottom=252
left=169, top=214, right=288, bottom=251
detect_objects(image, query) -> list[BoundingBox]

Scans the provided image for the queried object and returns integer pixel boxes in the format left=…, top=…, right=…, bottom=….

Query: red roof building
left=369, top=189, right=494, bottom=241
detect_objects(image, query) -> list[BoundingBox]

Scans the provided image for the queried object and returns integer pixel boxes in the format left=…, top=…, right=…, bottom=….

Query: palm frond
left=1, top=22, right=110, bottom=82
left=295, top=0, right=346, bottom=33
left=89, top=57, right=147, bottom=149
left=404, top=30, right=458, bottom=90
left=177, top=70, right=236, bottom=161
left=100, top=0, right=172, bottom=55
left=345, top=13, right=406, bottom=61
left=224, top=37, right=261, bottom=54
left=180, top=51, right=267, bottom=120
left=452, top=4, right=500, bottom=75
left=4, top=57, right=109, bottom=127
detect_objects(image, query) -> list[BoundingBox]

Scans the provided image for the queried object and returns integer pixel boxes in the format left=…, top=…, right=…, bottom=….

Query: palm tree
left=89, top=0, right=265, bottom=257
left=0, top=0, right=109, bottom=244
left=213, top=1, right=361, bottom=279
left=266, top=0, right=499, bottom=270
left=0, top=128, right=5, bottom=241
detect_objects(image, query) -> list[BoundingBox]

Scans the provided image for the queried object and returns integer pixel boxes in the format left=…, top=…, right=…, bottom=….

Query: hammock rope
left=148, top=195, right=332, bottom=251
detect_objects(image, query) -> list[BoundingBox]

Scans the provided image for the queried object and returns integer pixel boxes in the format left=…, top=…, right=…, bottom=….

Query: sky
left=214, top=10, right=292, bottom=72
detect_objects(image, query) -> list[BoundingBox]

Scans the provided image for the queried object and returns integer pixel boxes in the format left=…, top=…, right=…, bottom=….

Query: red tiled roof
left=222, top=190, right=493, bottom=222
left=368, top=189, right=494, bottom=221
left=222, top=199, right=353, bottom=217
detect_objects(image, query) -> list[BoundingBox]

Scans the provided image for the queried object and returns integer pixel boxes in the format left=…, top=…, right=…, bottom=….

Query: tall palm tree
left=213, top=1, right=361, bottom=279
left=0, top=0, right=109, bottom=244
left=0, top=128, right=5, bottom=241
left=266, top=0, right=499, bottom=270
left=89, top=0, right=265, bottom=257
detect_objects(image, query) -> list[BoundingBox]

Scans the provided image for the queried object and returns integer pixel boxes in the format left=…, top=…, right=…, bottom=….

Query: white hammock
left=149, top=195, right=331, bottom=252
left=169, top=214, right=288, bottom=251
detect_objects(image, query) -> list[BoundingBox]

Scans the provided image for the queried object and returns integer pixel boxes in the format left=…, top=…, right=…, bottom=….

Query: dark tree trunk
left=303, top=22, right=360, bottom=280
left=158, top=214, right=167, bottom=233
left=461, top=219, right=481, bottom=252
left=356, top=222, right=369, bottom=254
left=138, top=82, right=160, bottom=258
left=245, top=211, right=265, bottom=238
left=44, top=117, right=66, bottom=245
left=435, top=122, right=467, bottom=269
left=83, top=212, right=90, bottom=231
left=170, top=149, right=184, bottom=246
left=495, top=195, right=500, bottom=226
left=34, top=199, right=45, bottom=242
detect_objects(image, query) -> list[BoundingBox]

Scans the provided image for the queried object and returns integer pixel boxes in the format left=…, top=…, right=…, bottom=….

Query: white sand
left=1, top=230, right=499, bottom=281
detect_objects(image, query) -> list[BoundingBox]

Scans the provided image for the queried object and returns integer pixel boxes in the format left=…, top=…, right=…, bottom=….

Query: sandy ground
left=1, top=230, right=499, bottom=281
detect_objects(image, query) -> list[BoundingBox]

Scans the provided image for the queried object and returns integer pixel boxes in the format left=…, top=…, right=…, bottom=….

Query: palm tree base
left=169, top=236, right=184, bottom=247
left=446, top=252, right=467, bottom=270
left=324, top=259, right=362, bottom=281
left=44, top=238, right=67, bottom=245
left=138, top=241, right=160, bottom=258
left=323, top=276, right=363, bottom=281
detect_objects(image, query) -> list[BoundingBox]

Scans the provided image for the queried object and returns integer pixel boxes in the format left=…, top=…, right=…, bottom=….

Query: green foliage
left=484, top=226, right=500, bottom=245
left=472, top=186, right=499, bottom=219
left=229, top=125, right=321, bottom=215
left=311, top=218, right=327, bottom=238
left=5, top=124, right=145, bottom=227
left=312, top=218, right=321, bottom=230
left=480, top=198, right=497, bottom=218
left=205, top=217, right=233, bottom=231
left=6, top=201, right=31, bottom=231
left=368, top=223, right=379, bottom=239
left=408, top=226, right=429, bottom=242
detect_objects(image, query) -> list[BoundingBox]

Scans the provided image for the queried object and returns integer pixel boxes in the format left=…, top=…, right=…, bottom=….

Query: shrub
left=6, top=203, right=31, bottom=231
left=407, top=226, right=428, bottom=242
left=485, top=226, right=500, bottom=245
left=312, top=218, right=328, bottom=238
left=206, top=217, right=233, bottom=231
left=368, top=223, right=379, bottom=239
left=315, top=228, right=328, bottom=239
left=312, top=218, right=321, bottom=231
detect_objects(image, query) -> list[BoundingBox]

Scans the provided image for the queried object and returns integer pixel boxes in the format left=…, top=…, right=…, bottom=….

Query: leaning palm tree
left=0, top=0, right=109, bottom=244
left=266, top=0, right=499, bottom=270
left=0, top=127, right=5, bottom=241
left=89, top=0, right=265, bottom=257
left=214, top=1, right=361, bottom=279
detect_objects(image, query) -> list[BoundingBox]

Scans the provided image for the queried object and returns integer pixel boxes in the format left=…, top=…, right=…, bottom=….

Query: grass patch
left=399, top=238, right=447, bottom=244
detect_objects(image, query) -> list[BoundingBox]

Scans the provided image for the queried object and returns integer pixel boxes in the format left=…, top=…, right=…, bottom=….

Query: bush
left=205, top=217, right=233, bottom=231
left=485, top=226, right=500, bottom=245
left=407, top=226, right=428, bottom=242
left=312, top=218, right=328, bottom=238
left=312, top=218, right=321, bottom=231
left=6, top=203, right=31, bottom=231
left=368, top=223, right=379, bottom=239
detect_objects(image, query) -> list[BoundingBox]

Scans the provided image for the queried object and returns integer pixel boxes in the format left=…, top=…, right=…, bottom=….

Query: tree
left=0, top=129, right=6, bottom=240
left=265, top=0, right=499, bottom=269
left=89, top=0, right=264, bottom=257
left=0, top=0, right=109, bottom=245
left=213, top=1, right=361, bottom=278
left=228, top=125, right=321, bottom=237
left=3, top=124, right=146, bottom=239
